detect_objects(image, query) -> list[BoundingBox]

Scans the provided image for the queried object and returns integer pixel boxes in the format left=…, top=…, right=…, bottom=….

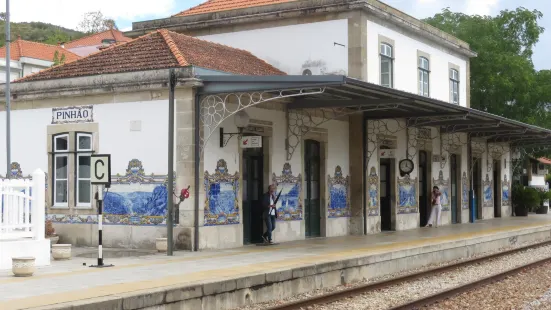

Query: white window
left=380, top=43, right=393, bottom=88
left=418, top=57, right=430, bottom=97
left=53, top=134, right=69, bottom=207
left=450, top=69, right=460, bottom=104
left=76, top=133, right=93, bottom=207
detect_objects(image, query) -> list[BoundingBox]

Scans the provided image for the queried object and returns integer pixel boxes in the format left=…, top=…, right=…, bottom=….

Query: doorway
left=304, top=140, right=321, bottom=238
left=419, top=151, right=430, bottom=226
left=242, top=143, right=264, bottom=244
left=473, top=158, right=482, bottom=220
left=493, top=160, right=501, bottom=218
left=380, top=159, right=392, bottom=231
left=450, top=154, right=459, bottom=224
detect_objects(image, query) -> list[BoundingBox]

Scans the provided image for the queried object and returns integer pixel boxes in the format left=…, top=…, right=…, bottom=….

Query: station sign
left=52, top=105, right=94, bottom=124
left=240, top=136, right=262, bottom=148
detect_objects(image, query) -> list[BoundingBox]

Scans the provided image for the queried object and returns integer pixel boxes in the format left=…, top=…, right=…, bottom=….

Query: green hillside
left=0, top=20, right=85, bottom=47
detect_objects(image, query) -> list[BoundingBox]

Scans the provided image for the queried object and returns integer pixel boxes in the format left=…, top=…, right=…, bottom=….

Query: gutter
left=0, top=68, right=201, bottom=102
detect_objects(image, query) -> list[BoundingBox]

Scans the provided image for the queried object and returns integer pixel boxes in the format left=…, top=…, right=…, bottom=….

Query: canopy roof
left=198, top=75, right=551, bottom=147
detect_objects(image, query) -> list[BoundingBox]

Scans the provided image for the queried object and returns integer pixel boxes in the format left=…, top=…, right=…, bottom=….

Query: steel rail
left=389, top=256, right=551, bottom=310
left=266, top=239, right=551, bottom=310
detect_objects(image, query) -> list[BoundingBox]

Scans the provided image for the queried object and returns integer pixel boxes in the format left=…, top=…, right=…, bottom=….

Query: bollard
left=90, top=185, right=113, bottom=268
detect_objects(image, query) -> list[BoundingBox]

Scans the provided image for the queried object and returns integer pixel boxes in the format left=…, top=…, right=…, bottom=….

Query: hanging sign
left=432, top=154, right=446, bottom=163
left=240, top=136, right=262, bottom=148
left=52, top=105, right=94, bottom=124
left=379, top=149, right=396, bottom=158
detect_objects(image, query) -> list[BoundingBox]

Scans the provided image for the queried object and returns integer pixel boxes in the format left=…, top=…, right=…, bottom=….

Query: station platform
left=1, top=215, right=551, bottom=310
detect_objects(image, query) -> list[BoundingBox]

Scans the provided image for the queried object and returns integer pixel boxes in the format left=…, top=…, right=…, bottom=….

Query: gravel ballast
left=429, top=261, right=551, bottom=310
left=232, top=238, right=551, bottom=310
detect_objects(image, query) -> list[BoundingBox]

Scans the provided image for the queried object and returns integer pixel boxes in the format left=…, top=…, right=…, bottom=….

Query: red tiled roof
left=174, top=0, right=296, bottom=17
left=538, top=157, right=551, bottom=165
left=16, top=29, right=285, bottom=83
left=0, top=38, right=81, bottom=63
left=64, top=29, right=131, bottom=48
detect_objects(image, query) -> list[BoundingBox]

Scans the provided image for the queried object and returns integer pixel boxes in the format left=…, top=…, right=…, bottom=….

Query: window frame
left=449, top=69, right=460, bottom=104
left=418, top=56, right=430, bottom=97
left=52, top=133, right=70, bottom=208
left=75, top=132, right=94, bottom=208
left=379, top=43, right=394, bottom=88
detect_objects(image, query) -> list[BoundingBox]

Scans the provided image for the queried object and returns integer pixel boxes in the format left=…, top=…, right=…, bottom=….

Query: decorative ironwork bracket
left=219, top=127, right=243, bottom=148
left=365, top=118, right=406, bottom=166
left=198, top=87, right=326, bottom=156
left=287, top=103, right=400, bottom=161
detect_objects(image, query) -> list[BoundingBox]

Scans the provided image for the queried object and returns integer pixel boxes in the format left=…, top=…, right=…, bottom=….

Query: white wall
left=0, top=100, right=168, bottom=177
left=366, top=20, right=469, bottom=107
left=198, top=20, right=349, bottom=76
left=96, top=100, right=168, bottom=175
left=0, top=107, right=50, bottom=176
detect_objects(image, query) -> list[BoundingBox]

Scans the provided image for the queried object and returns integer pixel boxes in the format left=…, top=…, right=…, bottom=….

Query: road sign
left=91, top=154, right=111, bottom=186
left=240, top=136, right=262, bottom=148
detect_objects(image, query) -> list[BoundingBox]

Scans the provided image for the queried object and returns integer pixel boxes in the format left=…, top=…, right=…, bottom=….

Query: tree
left=424, top=8, right=546, bottom=125
left=52, top=50, right=66, bottom=67
left=78, top=11, right=118, bottom=34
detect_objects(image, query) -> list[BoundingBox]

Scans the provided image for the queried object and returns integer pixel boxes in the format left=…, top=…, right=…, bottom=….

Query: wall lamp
left=219, top=110, right=250, bottom=148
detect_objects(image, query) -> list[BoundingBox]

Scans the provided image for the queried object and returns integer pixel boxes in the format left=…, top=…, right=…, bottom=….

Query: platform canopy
left=198, top=75, right=551, bottom=148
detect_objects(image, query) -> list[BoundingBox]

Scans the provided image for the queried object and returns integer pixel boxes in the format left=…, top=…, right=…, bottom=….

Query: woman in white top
left=426, top=186, right=442, bottom=228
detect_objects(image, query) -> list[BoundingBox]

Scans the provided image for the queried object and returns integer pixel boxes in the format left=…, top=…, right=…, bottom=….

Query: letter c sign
left=91, top=154, right=111, bottom=186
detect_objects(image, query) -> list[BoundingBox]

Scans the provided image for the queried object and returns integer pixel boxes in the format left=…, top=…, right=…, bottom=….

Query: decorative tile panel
left=327, top=166, right=350, bottom=218
left=103, top=159, right=172, bottom=226
left=483, top=174, right=493, bottom=208
left=272, top=163, right=302, bottom=221
left=46, top=214, right=98, bottom=224
left=502, top=174, right=510, bottom=206
left=433, top=170, right=450, bottom=211
left=397, top=174, right=417, bottom=214
left=204, top=159, right=239, bottom=226
left=367, top=167, right=379, bottom=216
left=462, top=172, right=469, bottom=209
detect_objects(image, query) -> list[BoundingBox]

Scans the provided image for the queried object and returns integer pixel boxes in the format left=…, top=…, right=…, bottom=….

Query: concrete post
left=32, top=169, right=45, bottom=241
left=175, top=88, right=200, bottom=250
left=349, top=114, right=364, bottom=235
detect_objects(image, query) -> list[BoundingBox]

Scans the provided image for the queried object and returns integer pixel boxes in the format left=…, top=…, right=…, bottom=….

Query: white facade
left=199, top=19, right=349, bottom=76
left=366, top=20, right=469, bottom=107
left=197, top=16, right=468, bottom=108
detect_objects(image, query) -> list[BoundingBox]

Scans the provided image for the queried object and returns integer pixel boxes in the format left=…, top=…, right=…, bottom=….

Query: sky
left=0, top=0, right=549, bottom=70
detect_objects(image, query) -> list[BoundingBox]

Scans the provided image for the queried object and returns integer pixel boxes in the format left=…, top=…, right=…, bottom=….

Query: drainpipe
left=362, top=113, right=367, bottom=235
left=194, top=92, right=200, bottom=251
left=167, top=68, right=175, bottom=256
left=5, top=0, right=11, bottom=179
left=467, top=134, right=474, bottom=223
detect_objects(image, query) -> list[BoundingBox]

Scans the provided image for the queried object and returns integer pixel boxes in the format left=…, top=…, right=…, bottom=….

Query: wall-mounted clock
left=399, top=159, right=414, bottom=176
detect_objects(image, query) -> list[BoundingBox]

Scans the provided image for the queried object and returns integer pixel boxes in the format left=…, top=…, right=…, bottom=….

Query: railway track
left=265, top=240, right=551, bottom=310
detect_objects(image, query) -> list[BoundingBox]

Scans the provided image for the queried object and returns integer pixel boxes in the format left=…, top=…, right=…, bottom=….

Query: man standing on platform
left=262, top=184, right=278, bottom=243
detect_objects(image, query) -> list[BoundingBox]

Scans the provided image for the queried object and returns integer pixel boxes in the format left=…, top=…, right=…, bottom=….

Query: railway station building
left=1, top=0, right=550, bottom=251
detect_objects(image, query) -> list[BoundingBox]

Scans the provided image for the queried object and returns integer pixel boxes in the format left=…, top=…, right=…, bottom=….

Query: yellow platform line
left=1, top=221, right=550, bottom=309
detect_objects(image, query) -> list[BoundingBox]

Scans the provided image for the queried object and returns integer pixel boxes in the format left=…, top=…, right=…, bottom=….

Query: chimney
left=58, top=42, right=65, bottom=48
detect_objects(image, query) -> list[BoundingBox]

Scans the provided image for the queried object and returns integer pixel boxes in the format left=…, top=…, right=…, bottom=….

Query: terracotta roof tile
left=16, top=30, right=284, bottom=83
left=174, top=0, right=296, bottom=17
left=538, top=157, right=551, bottom=165
left=0, top=38, right=81, bottom=63
left=64, top=29, right=131, bottom=49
